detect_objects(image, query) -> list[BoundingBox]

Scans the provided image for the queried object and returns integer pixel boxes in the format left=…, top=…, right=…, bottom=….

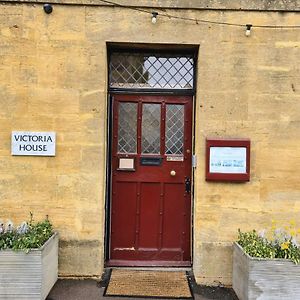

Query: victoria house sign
left=11, top=131, right=56, bottom=156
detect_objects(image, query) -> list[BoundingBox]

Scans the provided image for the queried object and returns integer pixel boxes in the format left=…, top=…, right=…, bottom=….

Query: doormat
left=103, top=269, right=193, bottom=299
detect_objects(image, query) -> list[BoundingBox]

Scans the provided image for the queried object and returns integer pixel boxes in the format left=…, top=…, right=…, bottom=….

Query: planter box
left=0, top=232, right=58, bottom=300
left=233, top=242, right=300, bottom=300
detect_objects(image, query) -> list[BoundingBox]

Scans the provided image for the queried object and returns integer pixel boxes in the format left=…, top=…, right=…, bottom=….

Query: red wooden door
left=109, top=95, right=192, bottom=266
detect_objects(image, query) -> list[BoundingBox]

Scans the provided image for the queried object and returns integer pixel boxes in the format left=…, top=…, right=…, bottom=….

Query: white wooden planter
left=0, top=232, right=58, bottom=300
left=233, top=242, right=300, bottom=300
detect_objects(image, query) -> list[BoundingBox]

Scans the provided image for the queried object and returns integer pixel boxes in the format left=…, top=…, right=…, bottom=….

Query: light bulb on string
left=151, top=12, right=158, bottom=24
left=245, top=24, right=252, bottom=36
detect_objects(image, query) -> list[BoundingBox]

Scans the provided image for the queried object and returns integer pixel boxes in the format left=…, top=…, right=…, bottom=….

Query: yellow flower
left=281, top=241, right=290, bottom=250
left=289, top=220, right=296, bottom=226
left=290, top=229, right=296, bottom=237
left=297, top=229, right=300, bottom=234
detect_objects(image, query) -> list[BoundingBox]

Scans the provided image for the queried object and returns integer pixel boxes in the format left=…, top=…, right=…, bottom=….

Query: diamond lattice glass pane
left=142, top=104, right=161, bottom=154
left=118, top=102, right=137, bottom=153
left=110, top=53, right=194, bottom=89
left=165, top=105, right=184, bottom=155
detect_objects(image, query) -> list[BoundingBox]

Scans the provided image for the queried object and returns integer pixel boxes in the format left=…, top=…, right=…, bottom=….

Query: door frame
left=104, top=92, right=196, bottom=267
left=104, top=45, right=198, bottom=267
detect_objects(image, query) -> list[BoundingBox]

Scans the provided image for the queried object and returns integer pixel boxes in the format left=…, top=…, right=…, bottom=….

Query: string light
left=245, top=24, right=252, bottom=36
left=97, top=0, right=300, bottom=30
left=151, top=12, right=158, bottom=24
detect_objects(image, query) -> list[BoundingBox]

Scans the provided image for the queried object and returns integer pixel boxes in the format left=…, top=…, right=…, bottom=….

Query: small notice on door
left=118, top=158, right=135, bottom=170
left=11, top=131, right=56, bottom=156
left=166, top=156, right=184, bottom=162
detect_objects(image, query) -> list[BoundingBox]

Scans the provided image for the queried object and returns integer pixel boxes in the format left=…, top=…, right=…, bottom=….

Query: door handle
left=185, top=177, right=191, bottom=194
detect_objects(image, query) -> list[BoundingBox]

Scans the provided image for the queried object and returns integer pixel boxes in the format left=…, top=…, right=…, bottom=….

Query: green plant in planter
left=237, top=222, right=300, bottom=264
left=0, top=213, right=53, bottom=252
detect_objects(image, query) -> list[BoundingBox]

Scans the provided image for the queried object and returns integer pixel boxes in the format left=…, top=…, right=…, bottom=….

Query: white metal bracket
left=192, top=155, right=197, bottom=168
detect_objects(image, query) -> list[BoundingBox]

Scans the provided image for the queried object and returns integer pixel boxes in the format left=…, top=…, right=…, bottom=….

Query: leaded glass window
left=118, top=102, right=137, bottom=153
left=109, top=52, right=194, bottom=90
left=165, top=104, right=184, bottom=155
left=142, top=104, right=161, bottom=154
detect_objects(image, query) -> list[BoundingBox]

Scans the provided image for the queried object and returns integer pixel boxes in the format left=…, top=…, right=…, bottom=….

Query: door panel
left=139, top=183, right=161, bottom=249
left=163, top=183, right=185, bottom=249
left=111, top=182, right=137, bottom=249
left=109, top=95, right=192, bottom=266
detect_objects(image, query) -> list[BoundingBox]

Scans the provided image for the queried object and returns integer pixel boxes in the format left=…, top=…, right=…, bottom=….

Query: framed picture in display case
left=206, top=138, right=250, bottom=182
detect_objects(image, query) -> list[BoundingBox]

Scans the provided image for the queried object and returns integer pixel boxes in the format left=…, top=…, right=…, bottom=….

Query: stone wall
left=0, top=1, right=299, bottom=284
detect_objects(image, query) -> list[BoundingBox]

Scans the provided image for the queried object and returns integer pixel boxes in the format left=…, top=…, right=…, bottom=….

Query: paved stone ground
left=47, top=279, right=238, bottom=300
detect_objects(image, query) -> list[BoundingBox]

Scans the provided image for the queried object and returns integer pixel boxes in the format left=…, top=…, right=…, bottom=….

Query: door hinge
left=192, top=155, right=197, bottom=168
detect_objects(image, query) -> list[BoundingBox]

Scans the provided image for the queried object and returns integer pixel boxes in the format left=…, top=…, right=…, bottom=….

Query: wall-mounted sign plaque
left=206, top=138, right=250, bottom=182
left=11, top=131, right=56, bottom=156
